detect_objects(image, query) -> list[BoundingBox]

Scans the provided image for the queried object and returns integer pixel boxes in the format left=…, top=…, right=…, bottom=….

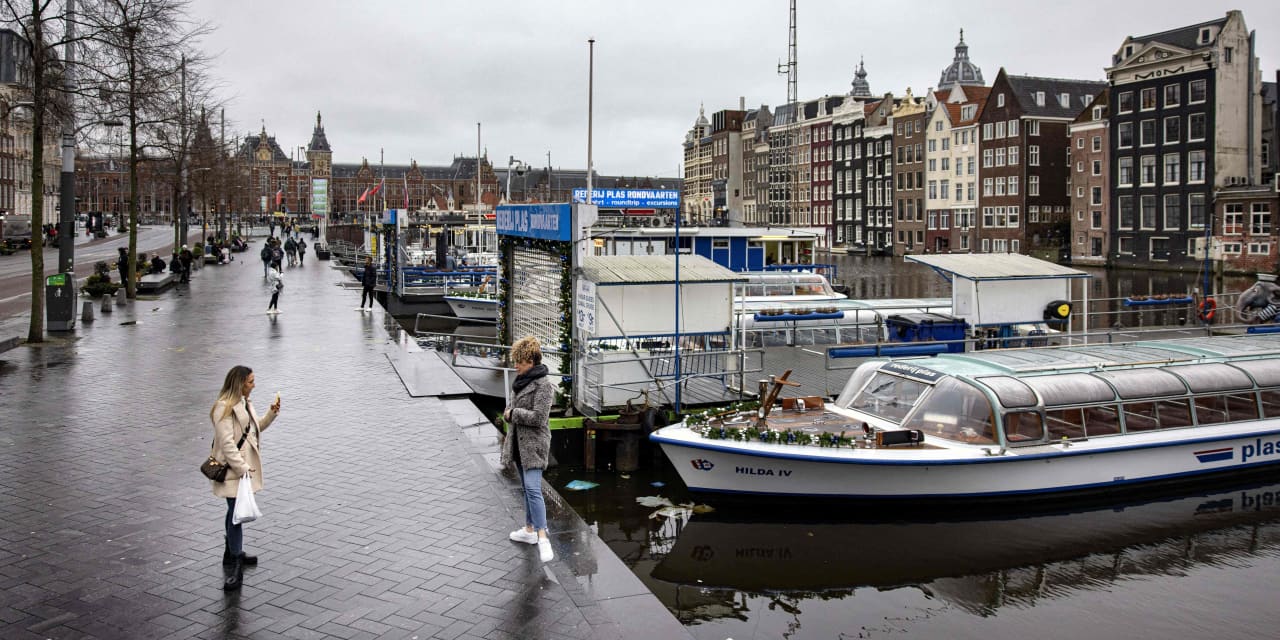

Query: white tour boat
left=651, top=334, right=1280, bottom=500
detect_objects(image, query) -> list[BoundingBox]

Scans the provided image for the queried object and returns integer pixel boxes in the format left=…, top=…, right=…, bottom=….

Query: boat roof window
left=1023, top=372, right=1115, bottom=406
left=843, top=371, right=930, bottom=423
left=977, top=375, right=1038, bottom=408
left=1225, top=359, right=1280, bottom=387
left=1164, top=363, right=1255, bottom=393
left=835, top=360, right=883, bottom=408
left=901, top=377, right=996, bottom=443
left=1093, top=368, right=1186, bottom=399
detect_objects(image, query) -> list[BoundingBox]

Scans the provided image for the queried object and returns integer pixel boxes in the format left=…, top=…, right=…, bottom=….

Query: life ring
left=1198, top=297, right=1217, bottom=322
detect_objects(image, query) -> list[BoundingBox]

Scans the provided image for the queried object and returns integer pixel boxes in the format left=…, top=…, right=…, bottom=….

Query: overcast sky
left=192, top=0, right=1278, bottom=179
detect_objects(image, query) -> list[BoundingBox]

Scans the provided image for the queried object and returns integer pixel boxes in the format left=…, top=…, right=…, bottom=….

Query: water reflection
left=646, top=477, right=1280, bottom=623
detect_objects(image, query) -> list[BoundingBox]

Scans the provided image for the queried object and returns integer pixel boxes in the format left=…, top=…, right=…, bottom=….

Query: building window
left=1008, top=206, right=1020, bottom=227
left=1119, top=196, right=1134, bottom=229
left=995, top=148, right=1006, bottom=166
left=995, top=177, right=1006, bottom=196
left=1091, top=186, right=1103, bottom=205
left=1118, top=237, right=1134, bottom=255
left=1150, top=237, right=1170, bottom=261
left=1092, top=160, right=1102, bottom=176
left=1008, top=146, right=1019, bottom=164
left=1188, top=193, right=1206, bottom=229
left=1029, top=175, right=1040, bottom=196
left=983, top=206, right=994, bottom=227
left=1117, top=91, right=1134, bottom=113
left=1092, top=210, right=1103, bottom=229
left=1140, top=87, right=1156, bottom=111
left=1165, top=83, right=1180, bottom=107
left=997, top=93, right=1005, bottom=108
left=1188, top=113, right=1206, bottom=141
left=1118, top=122, right=1134, bottom=148
left=1118, top=157, right=1134, bottom=186
left=1252, top=203, right=1272, bottom=235
left=1140, top=195, right=1157, bottom=229
left=1140, top=156, right=1156, bottom=185
left=1031, top=205, right=1041, bottom=222
left=1188, top=150, right=1206, bottom=182
left=1140, top=120, right=1156, bottom=146
left=1009, top=176, right=1019, bottom=195
left=996, top=121, right=1006, bottom=138
left=982, top=178, right=993, bottom=197
left=1009, top=120, right=1019, bottom=137
left=1224, top=203, right=1245, bottom=235
left=1163, top=116, right=1180, bottom=144
left=1163, top=153, right=1180, bottom=185
left=982, top=148, right=993, bottom=168
left=1190, top=80, right=1207, bottom=103
left=1077, top=161, right=1084, bottom=173
left=1092, top=136, right=1102, bottom=152
left=983, top=123, right=993, bottom=139
left=1027, top=121, right=1040, bottom=136
left=1029, top=145, right=1040, bottom=166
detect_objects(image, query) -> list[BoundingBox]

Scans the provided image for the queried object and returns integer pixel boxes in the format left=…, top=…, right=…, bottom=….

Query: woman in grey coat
left=500, top=337, right=556, bottom=562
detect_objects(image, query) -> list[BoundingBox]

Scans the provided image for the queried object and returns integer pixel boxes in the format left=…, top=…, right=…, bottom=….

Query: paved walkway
left=0, top=251, right=686, bottom=639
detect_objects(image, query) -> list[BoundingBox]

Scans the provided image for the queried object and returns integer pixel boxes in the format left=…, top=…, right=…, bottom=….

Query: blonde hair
left=511, top=337, right=542, bottom=365
left=210, top=365, right=252, bottom=422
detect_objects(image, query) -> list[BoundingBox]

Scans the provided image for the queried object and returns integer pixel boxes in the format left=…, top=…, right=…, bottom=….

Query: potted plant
left=80, top=261, right=119, bottom=298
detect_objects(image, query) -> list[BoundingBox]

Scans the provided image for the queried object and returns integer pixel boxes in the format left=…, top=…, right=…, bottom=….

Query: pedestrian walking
left=266, top=262, right=283, bottom=313
left=270, top=239, right=284, bottom=270
left=208, top=365, right=281, bottom=591
left=259, top=241, right=272, bottom=278
left=269, top=220, right=276, bottom=238
left=180, top=245, right=193, bottom=283
left=500, top=337, right=556, bottom=563
left=284, top=237, right=297, bottom=267
left=360, top=256, right=377, bottom=310
left=116, top=246, right=129, bottom=285
left=296, top=237, right=307, bottom=266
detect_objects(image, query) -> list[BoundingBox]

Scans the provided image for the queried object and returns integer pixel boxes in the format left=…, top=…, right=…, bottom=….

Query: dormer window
left=997, top=93, right=1005, bottom=108
left=1060, top=93, right=1070, bottom=108
left=1125, top=45, right=1134, bottom=58
left=1200, top=28, right=1211, bottom=44
left=1093, top=106, right=1103, bottom=120
left=1035, top=92, right=1045, bottom=107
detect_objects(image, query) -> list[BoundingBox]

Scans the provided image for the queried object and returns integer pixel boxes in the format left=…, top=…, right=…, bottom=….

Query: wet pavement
left=0, top=245, right=687, bottom=640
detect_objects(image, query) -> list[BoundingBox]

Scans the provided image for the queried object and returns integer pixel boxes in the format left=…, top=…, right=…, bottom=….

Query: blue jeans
left=516, top=464, right=548, bottom=531
left=225, top=498, right=242, bottom=555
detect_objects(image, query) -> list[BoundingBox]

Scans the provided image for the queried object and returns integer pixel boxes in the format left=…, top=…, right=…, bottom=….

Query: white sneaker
left=509, top=528, right=538, bottom=545
left=538, top=537, right=554, bottom=563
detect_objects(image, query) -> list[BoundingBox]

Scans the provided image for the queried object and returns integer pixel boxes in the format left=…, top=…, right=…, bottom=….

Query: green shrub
left=80, top=273, right=119, bottom=298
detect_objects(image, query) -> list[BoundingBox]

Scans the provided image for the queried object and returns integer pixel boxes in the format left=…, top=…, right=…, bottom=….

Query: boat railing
left=579, top=344, right=765, bottom=417
left=1077, top=291, right=1245, bottom=331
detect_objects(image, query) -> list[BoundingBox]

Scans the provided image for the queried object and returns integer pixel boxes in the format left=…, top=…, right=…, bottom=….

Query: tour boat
left=443, top=292, right=498, bottom=322
left=651, top=334, right=1280, bottom=501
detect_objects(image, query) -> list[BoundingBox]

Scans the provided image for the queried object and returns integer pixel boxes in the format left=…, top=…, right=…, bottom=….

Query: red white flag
left=275, top=189, right=283, bottom=207
left=403, top=174, right=409, bottom=209
left=357, top=187, right=370, bottom=204
left=369, top=179, right=383, bottom=198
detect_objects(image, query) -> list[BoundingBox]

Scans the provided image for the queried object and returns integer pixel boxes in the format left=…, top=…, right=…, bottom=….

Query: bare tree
left=1, top=0, right=85, bottom=342
left=80, top=0, right=211, bottom=298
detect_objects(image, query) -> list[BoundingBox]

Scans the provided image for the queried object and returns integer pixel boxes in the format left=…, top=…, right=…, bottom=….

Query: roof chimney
left=740, top=96, right=745, bottom=111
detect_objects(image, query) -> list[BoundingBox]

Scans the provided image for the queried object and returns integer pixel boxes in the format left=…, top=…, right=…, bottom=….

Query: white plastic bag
left=232, top=473, right=261, bottom=525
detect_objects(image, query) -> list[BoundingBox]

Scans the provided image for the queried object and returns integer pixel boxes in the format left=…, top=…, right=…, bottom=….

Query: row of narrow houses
left=684, top=11, right=1280, bottom=272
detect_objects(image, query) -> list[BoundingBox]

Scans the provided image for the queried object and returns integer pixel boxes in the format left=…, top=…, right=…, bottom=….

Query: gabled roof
left=1072, top=90, right=1109, bottom=125
left=1002, top=72, right=1106, bottom=120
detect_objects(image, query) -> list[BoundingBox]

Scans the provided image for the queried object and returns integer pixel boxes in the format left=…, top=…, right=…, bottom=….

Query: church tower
left=851, top=57, right=873, bottom=99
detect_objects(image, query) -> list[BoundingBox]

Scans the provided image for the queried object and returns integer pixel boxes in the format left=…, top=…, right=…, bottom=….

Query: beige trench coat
left=210, top=399, right=276, bottom=498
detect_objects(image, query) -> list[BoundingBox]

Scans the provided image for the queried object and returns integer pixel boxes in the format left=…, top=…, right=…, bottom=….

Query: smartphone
left=274, top=391, right=281, bottom=404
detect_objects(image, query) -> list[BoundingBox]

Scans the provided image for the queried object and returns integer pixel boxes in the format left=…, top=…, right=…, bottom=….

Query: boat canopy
left=834, top=335, right=1280, bottom=447
left=735, top=272, right=842, bottom=299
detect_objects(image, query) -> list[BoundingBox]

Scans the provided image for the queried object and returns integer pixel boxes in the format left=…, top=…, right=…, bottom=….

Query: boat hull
left=651, top=423, right=1280, bottom=500
left=444, top=296, right=498, bottom=321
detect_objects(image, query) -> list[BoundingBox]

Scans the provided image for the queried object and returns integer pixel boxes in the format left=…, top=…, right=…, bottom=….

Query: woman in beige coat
left=209, top=365, right=280, bottom=590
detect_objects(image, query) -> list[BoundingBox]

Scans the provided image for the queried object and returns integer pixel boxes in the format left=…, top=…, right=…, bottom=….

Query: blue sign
left=572, top=188, right=680, bottom=209
left=496, top=203, right=572, bottom=241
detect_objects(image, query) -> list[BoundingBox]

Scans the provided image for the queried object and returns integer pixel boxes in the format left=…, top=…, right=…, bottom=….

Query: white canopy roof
left=905, top=253, right=1089, bottom=281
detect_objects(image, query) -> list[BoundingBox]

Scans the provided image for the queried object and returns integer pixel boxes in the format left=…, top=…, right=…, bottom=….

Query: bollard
left=81, top=300, right=95, bottom=323
left=115, top=287, right=128, bottom=306
left=101, top=295, right=113, bottom=314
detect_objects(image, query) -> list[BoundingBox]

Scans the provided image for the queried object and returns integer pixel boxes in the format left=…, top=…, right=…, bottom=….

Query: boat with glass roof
left=651, top=335, right=1280, bottom=500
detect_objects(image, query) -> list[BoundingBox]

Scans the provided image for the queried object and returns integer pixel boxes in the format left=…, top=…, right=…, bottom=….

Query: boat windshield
left=900, top=378, right=997, bottom=444
left=842, top=371, right=930, bottom=423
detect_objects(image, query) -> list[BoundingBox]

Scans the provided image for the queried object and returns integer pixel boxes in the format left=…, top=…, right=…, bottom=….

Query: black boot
left=224, top=537, right=258, bottom=566
left=222, top=555, right=243, bottom=591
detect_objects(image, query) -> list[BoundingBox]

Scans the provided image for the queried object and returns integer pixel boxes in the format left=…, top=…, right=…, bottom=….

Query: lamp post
left=505, top=156, right=526, bottom=204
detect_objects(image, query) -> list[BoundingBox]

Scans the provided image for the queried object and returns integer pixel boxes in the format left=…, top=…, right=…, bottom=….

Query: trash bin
left=885, top=313, right=966, bottom=353
left=46, top=272, right=76, bottom=332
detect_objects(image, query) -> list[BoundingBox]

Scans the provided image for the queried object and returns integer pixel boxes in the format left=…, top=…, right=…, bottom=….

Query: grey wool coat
left=500, top=375, right=555, bottom=470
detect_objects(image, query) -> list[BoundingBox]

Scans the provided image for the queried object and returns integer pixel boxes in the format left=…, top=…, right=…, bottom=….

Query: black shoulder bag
left=200, top=405, right=257, bottom=482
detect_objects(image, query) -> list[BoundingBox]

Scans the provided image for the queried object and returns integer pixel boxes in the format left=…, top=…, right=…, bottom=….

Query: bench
left=137, top=272, right=176, bottom=294
left=0, top=335, right=19, bottom=353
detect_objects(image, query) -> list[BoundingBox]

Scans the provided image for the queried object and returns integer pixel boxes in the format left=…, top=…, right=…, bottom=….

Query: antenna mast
left=777, top=0, right=798, bottom=226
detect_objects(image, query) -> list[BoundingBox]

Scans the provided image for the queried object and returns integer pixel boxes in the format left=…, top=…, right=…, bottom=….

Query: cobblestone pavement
left=0, top=249, right=686, bottom=639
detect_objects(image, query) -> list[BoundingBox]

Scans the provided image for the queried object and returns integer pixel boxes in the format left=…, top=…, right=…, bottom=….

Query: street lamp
left=506, top=156, right=527, bottom=204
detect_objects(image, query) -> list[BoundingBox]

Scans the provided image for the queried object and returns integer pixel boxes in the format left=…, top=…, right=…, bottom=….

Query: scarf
left=511, top=364, right=548, bottom=394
